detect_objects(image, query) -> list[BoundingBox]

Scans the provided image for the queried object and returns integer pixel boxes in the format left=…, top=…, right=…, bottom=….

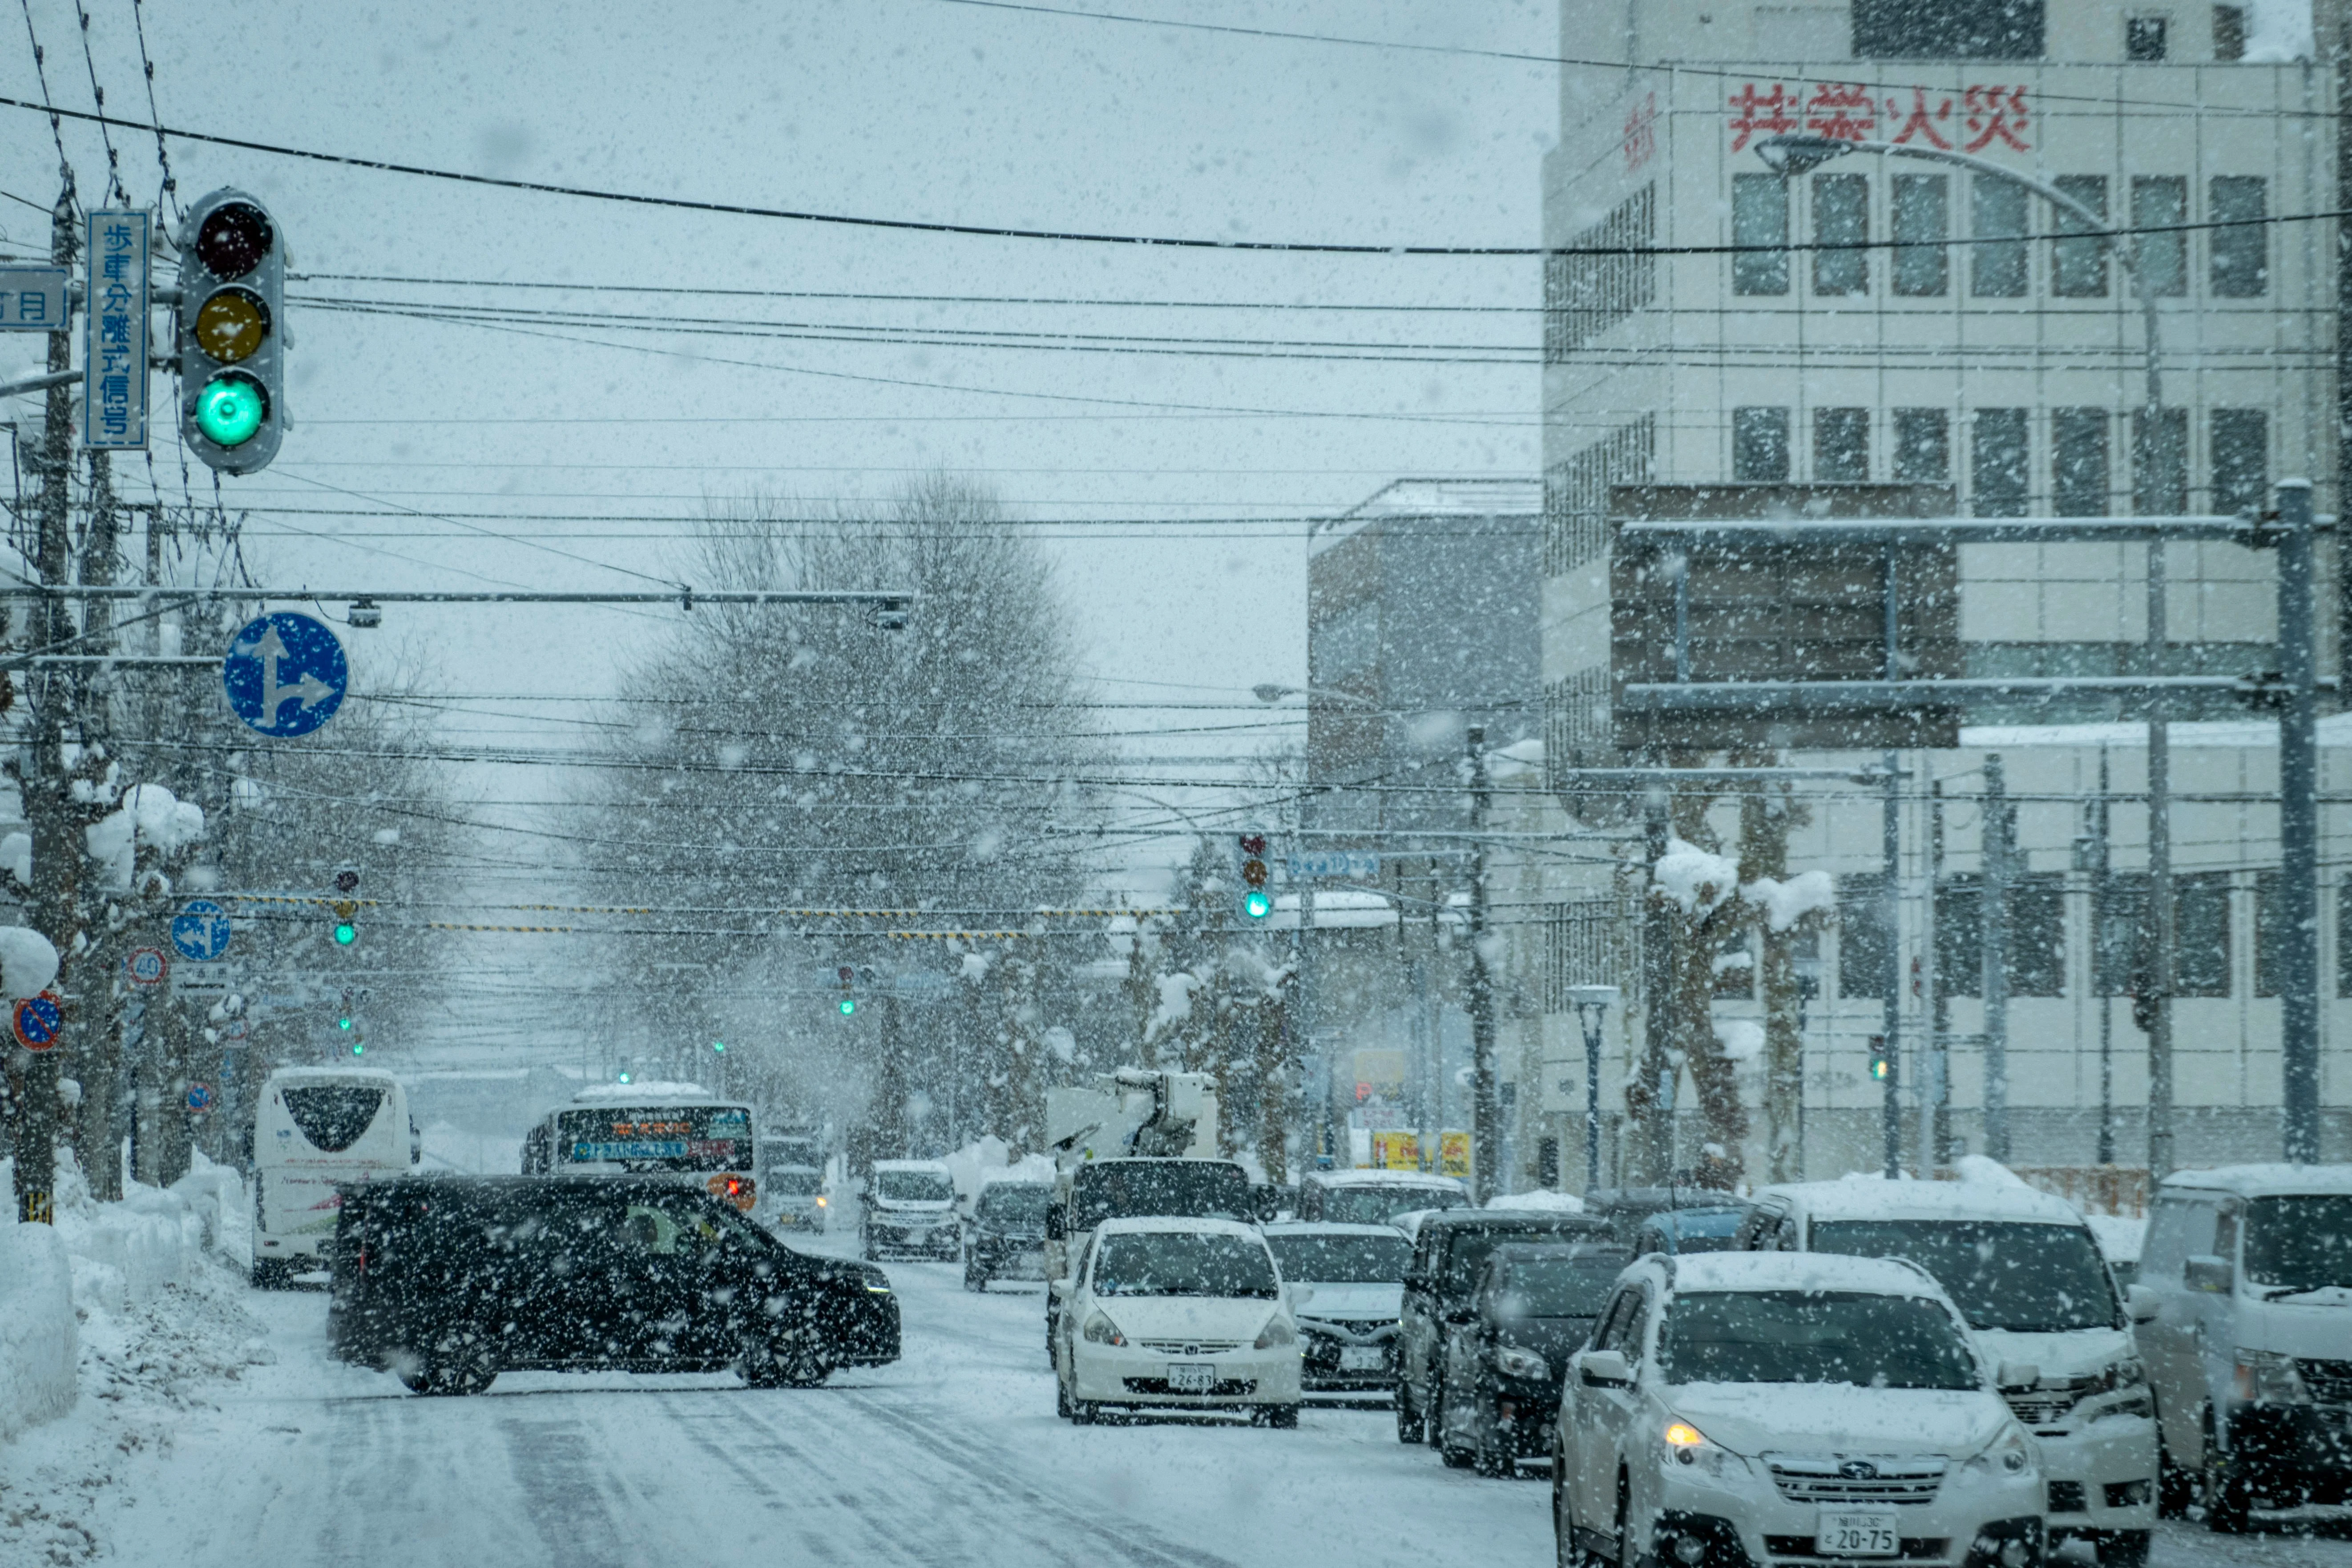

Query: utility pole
left=2146, top=539, right=2176, bottom=1178
left=1879, top=750, right=1903, bottom=1179
left=1929, top=781, right=1953, bottom=1167
left=2275, top=478, right=2320, bottom=1164
left=1981, top=753, right=2011, bottom=1163
left=12, top=177, right=78, bottom=1226
left=1639, top=783, right=1675, bottom=1183
left=2090, top=751, right=2115, bottom=1165
left=1465, top=727, right=1499, bottom=1203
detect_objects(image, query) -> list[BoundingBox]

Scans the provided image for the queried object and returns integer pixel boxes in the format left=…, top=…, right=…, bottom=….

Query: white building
left=1517, top=0, right=2352, bottom=1185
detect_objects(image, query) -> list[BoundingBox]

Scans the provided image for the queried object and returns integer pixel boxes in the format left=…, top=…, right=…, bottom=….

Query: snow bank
left=0, top=1221, right=77, bottom=1442
left=1485, top=1189, right=1586, bottom=1213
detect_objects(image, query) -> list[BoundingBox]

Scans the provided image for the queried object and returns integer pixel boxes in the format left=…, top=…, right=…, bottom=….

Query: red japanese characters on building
left=1623, top=92, right=1658, bottom=171
left=1728, top=83, right=2031, bottom=153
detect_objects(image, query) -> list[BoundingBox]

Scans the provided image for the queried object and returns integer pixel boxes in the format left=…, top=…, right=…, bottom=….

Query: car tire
left=963, top=1266, right=987, bottom=1292
left=1259, top=1404, right=1299, bottom=1431
left=2201, top=1417, right=2253, bottom=1534
left=1436, top=1378, right=1475, bottom=1468
left=1474, top=1407, right=1515, bottom=1479
left=1056, top=1372, right=1073, bottom=1419
left=1422, top=1372, right=1444, bottom=1446
left=404, top=1341, right=496, bottom=1396
left=1070, top=1399, right=1098, bottom=1426
left=2102, top=1529, right=2153, bottom=1568
left=2157, top=1428, right=2195, bottom=1519
left=1551, top=1435, right=1577, bottom=1567
left=250, top=1257, right=287, bottom=1290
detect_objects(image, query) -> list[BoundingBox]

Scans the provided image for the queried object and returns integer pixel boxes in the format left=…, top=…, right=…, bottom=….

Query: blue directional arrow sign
left=171, top=898, right=233, bottom=962
left=222, top=612, right=347, bottom=738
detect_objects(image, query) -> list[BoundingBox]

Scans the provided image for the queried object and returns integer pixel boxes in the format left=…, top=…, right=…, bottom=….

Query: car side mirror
left=2185, top=1255, right=2234, bottom=1294
left=1045, top=1209, right=1067, bottom=1241
left=1048, top=1278, right=1072, bottom=1301
left=2125, top=1284, right=2161, bottom=1323
left=1577, top=1349, right=1633, bottom=1388
left=1996, top=1361, right=2041, bottom=1391
left=1289, top=1284, right=1315, bottom=1309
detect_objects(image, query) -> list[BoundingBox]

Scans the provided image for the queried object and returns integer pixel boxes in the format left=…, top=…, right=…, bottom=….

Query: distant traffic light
left=837, top=964, right=857, bottom=1016
left=176, top=189, right=286, bottom=473
left=331, top=864, right=359, bottom=946
left=711, top=1040, right=727, bottom=1054
left=1233, top=830, right=1272, bottom=921
left=1868, top=1036, right=1891, bottom=1082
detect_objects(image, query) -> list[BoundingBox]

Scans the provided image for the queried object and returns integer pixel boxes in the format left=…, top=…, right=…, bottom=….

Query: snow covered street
left=2, top=1238, right=2345, bottom=1567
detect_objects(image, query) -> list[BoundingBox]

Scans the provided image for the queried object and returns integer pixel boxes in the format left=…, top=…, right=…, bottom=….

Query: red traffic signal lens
left=1238, top=833, right=1267, bottom=856
left=195, top=202, right=274, bottom=279
left=838, top=965, right=854, bottom=984
left=334, top=869, right=360, bottom=895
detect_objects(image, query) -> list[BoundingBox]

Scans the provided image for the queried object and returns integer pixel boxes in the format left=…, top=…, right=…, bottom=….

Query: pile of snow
left=2085, top=1213, right=2147, bottom=1264
left=0, top=924, right=58, bottom=999
left=939, top=1136, right=1055, bottom=1207
left=1745, top=870, right=1836, bottom=931
left=570, top=1080, right=714, bottom=1103
left=0, top=1221, right=76, bottom=1443
left=1652, top=838, right=1740, bottom=915
left=1485, top=1189, right=1587, bottom=1214
left=1714, top=1018, right=1765, bottom=1063
left=85, top=782, right=206, bottom=891
left=1949, top=1154, right=2033, bottom=1189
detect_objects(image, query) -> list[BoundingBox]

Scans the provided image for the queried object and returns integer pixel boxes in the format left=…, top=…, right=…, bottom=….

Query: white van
left=2132, top=1164, right=2352, bottom=1532
left=1737, top=1179, right=2158, bottom=1565
left=251, top=1066, right=416, bottom=1286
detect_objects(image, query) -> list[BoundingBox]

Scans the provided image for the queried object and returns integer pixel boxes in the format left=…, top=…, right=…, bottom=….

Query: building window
left=1813, top=173, right=1869, bottom=295
left=2134, top=407, right=2188, bottom=514
left=1935, top=874, right=2066, bottom=998
left=1891, top=174, right=1949, bottom=297
left=1971, top=177, right=2029, bottom=298
left=1734, top=407, right=1791, bottom=481
left=1733, top=173, right=1789, bottom=296
left=1852, top=0, right=2044, bottom=57
left=2100, top=872, right=2231, bottom=996
left=2131, top=176, right=2189, bottom=296
left=1838, top=874, right=1892, bottom=999
left=2209, top=176, right=2268, bottom=296
left=1544, top=414, right=1654, bottom=576
left=1973, top=408, right=2029, bottom=516
left=1894, top=408, right=1951, bottom=483
left=2126, top=15, right=2169, bottom=58
left=1545, top=896, right=1640, bottom=1012
left=2213, top=4, right=2246, bottom=58
left=2210, top=407, right=2267, bottom=513
left=1713, top=926, right=1756, bottom=1000
left=2051, top=175, right=2109, bottom=297
left=1815, top=407, right=1870, bottom=481
left=2053, top=408, right=2110, bottom=516
left=1547, top=183, right=1658, bottom=360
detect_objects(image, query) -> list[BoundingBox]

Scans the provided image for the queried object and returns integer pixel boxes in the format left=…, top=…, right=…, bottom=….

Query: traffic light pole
left=1466, top=728, right=1500, bottom=1204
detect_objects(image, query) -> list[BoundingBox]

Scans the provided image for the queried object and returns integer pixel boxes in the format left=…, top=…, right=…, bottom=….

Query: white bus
left=251, top=1065, right=418, bottom=1287
left=521, top=1081, right=759, bottom=1213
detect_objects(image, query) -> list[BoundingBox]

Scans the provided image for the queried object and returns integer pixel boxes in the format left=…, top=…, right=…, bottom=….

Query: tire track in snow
left=495, top=1411, right=648, bottom=1568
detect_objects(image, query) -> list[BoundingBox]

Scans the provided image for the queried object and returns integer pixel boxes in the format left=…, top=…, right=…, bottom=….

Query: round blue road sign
left=171, top=898, right=233, bottom=962
left=222, top=612, right=348, bottom=738
left=13, top=989, right=64, bottom=1051
left=186, top=1082, right=213, bottom=1113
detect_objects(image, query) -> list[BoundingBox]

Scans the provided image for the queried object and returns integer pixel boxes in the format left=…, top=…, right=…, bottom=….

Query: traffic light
left=837, top=964, right=856, bottom=1016
left=1233, top=830, right=1272, bottom=921
left=711, top=1040, right=727, bottom=1054
left=175, top=189, right=286, bottom=474
left=331, top=864, right=359, bottom=946
left=1868, top=1036, right=1891, bottom=1082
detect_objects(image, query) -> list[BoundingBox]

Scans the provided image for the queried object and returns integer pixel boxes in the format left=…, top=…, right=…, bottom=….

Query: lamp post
left=1567, top=984, right=1619, bottom=1193
left=1755, top=133, right=2178, bottom=1173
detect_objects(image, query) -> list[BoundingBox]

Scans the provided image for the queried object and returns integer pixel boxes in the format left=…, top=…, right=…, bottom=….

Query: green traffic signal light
left=838, top=997, right=856, bottom=1016
left=1869, top=1054, right=1890, bottom=1081
left=337, top=1016, right=353, bottom=1031
left=617, top=1070, right=632, bottom=1084
left=351, top=1040, right=364, bottom=1056
left=194, top=371, right=266, bottom=447
left=1244, top=888, right=1272, bottom=920
left=712, top=1040, right=726, bottom=1053
left=334, top=921, right=357, bottom=946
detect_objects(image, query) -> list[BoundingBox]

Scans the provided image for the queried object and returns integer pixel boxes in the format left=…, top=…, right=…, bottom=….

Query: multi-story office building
left=1525, top=0, right=2352, bottom=1181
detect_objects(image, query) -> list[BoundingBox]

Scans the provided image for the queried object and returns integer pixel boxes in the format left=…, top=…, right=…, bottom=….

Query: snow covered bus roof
left=1664, top=1250, right=1951, bottom=1300
left=265, top=1065, right=402, bottom=1087
left=2158, top=1163, right=2352, bottom=1198
left=1754, top=1177, right=2085, bottom=1226
left=1304, top=1169, right=1466, bottom=1190
left=568, top=1081, right=726, bottom=1105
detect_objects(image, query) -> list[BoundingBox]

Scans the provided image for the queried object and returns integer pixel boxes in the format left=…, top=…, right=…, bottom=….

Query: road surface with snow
left=20, top=1242, right=2352, bottom=1568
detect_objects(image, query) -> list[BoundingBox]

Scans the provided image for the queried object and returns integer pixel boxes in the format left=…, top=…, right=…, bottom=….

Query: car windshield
left=1320, top=1185, right=1467, bottom=1225
left=1659, top=1290, right=1982, bottom=1390
left=762, top=1168, right=822, bottom=1196
left=2243, top=1196, right=2352, bottom=1291
left=1807, top=1219, right=2119, bottom=1332
left=1073, top=1163, right=1254, bottom=1228
left=1442, top=1225, right=1598, bottom=1296
left=978, top=1185, right=1053, bottom=1222
left=876, top=1170, right=955, bottom=1202
left=1092, top=1231, right=1279, bottom=1298
left=1267, top=1232, right=1410, bottom=1284
left=1494, top=1254, right=1626, bottom=1318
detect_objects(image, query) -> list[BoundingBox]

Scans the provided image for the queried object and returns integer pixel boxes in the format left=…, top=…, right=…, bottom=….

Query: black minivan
left=328, top=1175, right=899, bottom=1395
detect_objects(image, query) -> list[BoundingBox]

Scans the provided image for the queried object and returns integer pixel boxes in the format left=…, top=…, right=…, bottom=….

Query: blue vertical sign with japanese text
left=82, top=210, right=149, bottom=450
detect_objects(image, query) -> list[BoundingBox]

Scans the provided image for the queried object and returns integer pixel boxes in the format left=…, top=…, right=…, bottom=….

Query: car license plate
left=1168, top=1362, right=1215, bottom=1393
left=1339, top=1346, right=1384, bottom=1371
left=1815, top=1511, right=1901, bottom=1558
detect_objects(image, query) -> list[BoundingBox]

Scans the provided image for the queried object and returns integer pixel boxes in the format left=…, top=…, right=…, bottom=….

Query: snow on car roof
left=1757, top=1177, right=2083, bottom=1225
left=1304, top=1169, right=1466, bottom=1189
left=872, top=1158, right=954, bottom=1173
left=1262, top=1221, right=1415, bottom=1238
left=569, top=1081, right=717, bottom=1104
left=1666, top=1250, right=1950, bottom=1300
left=2160, top=1163, right=2352, bottom=1197
left=1094, top=1214, right=1267, bottom=1239
left=269, top=1065, right=400, bottom=1085
left=2084, top=1213, right=2146, bottom=1262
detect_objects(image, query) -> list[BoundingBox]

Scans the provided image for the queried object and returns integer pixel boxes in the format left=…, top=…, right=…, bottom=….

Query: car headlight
left=1255, top=1315, right=1297, bottom=1350
left=1658, top=1419, right=1746, bottom=1479
left=1494, top=1344, right=1550, bottom=1380
left=1967, top=1423, right=2037, bottom=1478
left=2235, top=1350, right=2311, bottom=1406
left=1081, top=1312, right=1126, bottom=1347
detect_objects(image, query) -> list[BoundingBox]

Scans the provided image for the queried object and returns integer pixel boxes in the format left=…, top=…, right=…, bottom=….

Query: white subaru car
left=1553, top=1253, right=2046, bottom=1568
left=1052, top=1216, right=1307, bottom=1427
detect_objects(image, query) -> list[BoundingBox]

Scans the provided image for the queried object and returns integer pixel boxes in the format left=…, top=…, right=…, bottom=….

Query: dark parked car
left=1582, top=1186, right=1748, bottom=1247
left=1628, top=1204, right=1748, bottom=1257
left=1433, top=1242, right=1629, bottom=1475
left=964, top=1179, right=1052, bottom=1291
left=1263, top=1222, right=1413, bottom=1394
left=1395, top=1208, right=1612, bottom=1445
left=327, top=1175, right=898, bottom=1395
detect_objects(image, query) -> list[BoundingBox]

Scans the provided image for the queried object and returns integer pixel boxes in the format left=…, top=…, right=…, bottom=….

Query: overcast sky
left=0, top=0, right=1554, bottom=895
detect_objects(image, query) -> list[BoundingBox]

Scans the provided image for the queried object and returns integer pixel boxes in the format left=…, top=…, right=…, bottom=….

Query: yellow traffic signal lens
left=195, top=288, right=270, bottom=363
left=195, top=372, right=266, bottom=447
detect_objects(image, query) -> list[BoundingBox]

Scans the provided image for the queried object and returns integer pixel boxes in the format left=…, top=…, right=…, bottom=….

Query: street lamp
left=1566, top=984, right=1619, bottom=1193
left=1754, top=132, right=2179, bottom=1170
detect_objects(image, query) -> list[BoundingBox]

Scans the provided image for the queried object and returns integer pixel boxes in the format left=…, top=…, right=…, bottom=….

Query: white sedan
left=1052, top=1216, right=1307, bottom=1427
